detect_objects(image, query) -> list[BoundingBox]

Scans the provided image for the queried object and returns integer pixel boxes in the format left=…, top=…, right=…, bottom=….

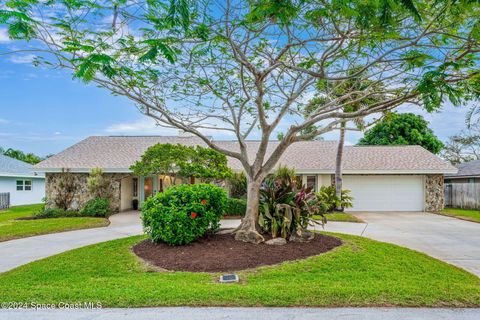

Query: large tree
left=1, top=0, right=480, bottom=242
left=358, top=113, right=444, bottom=154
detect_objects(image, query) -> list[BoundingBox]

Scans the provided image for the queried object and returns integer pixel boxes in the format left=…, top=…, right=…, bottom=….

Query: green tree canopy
left=130, top=144, right=232, bottom=182
left=0, top=147, right=42, bottom=164
left=358, top=113, right=444, bottom=154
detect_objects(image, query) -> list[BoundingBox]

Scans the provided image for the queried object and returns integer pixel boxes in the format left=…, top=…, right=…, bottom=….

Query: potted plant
left=132, top=199, right=139, bottom=210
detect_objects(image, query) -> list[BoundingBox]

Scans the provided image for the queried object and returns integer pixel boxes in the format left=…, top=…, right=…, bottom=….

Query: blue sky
left=0, top=29, right=468, bottom=157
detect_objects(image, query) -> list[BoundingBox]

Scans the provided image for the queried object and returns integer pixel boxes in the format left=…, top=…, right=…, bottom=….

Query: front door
left=144, top=177, right=154, bottom=201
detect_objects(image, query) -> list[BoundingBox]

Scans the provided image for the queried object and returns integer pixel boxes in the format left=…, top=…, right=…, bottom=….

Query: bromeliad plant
left=259, top=174, right=326, bottom=240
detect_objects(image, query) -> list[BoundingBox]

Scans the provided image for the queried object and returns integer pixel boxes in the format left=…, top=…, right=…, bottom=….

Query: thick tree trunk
left=335, top=121, right=346, bottom=211
left=234, top=178, right=265, bottom=244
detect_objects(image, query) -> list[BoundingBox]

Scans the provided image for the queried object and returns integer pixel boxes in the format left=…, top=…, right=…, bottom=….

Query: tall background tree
left=442, top=130, right=480, bottom=164
left=306, top=75, right=385, bottom=210
left=1, top=0, right=480, bottom=242
left=358, top=113, right=444, bottom=154
left=0, top=147, right=42, bottom=164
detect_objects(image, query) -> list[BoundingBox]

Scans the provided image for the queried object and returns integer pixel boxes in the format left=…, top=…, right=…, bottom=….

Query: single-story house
left=0, top=154, right=45, bottom=207
left=33, top=136, right=456, bottom=212
left=444, top=160, right=480, bottom=184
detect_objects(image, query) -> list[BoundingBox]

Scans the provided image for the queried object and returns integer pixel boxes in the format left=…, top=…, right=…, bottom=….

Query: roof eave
left=34, top=168, right=132, bottom=173
left=0, top=172, right=45, bottom=178
left=35, top=167, right=457, bottom=175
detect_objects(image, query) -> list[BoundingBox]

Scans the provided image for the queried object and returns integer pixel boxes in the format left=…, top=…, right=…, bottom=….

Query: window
left=306, top=176, right=317, bottom=191
left=16, top=180, right=32, bottom=191
left=468, top=178, right=476, bottom=184
left=132, top=178, right=138, bottom=197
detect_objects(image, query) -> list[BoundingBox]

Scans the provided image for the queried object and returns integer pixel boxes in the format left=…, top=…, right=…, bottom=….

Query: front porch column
left=153, top=176, right=158, bottom=195
left=301, top=175, right=307, bottom=187
left=139, top=176, right=145, bottom=205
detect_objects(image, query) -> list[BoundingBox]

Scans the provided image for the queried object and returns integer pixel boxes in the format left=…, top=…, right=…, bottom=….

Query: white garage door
left=343, top=175, right=424, bottom=211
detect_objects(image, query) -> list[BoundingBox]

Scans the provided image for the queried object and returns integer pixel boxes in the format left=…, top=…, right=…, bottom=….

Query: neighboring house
left=33, top=136, right=456, bottom=213
left=444, top=160, right=480, bottom=209
left=0, top=154, right=45, bottom=207
left=444, top=160, right=480, bottom=184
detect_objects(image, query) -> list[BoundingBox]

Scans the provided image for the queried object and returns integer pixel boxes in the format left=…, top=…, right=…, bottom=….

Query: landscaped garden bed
left=133, top=233, right=342, bottom=272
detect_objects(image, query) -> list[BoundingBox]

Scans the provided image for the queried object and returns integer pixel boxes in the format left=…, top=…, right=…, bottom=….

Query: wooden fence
left=444, top=183, right=480, bottom=209
left=0, top=192, right=10, bottom=210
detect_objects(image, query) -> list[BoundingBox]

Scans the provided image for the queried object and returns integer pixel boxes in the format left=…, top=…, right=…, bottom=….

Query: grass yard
left=436, top=208, right=480, bottom=223
left=314, top=213, right=364, bottom=223
left=0, top=204, right=109, bottom=242
left=0, top=233, right=478, bottom=307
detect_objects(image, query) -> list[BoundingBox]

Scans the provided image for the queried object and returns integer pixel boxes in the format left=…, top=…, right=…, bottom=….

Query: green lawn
left=0, top=233, right=478, bottom=307
left=0, top=204, right=109, bottom=242
left=436, top=208, right=480, bottom=223
left=314, top=213, right=364, bottom=223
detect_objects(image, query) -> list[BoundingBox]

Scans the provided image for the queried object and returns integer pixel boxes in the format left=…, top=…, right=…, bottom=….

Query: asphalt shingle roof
left=34, top=136, right=456, bottom=174
left=446, top=160, right=480, bottom=178
left=0, top=154, right=40, bottom=177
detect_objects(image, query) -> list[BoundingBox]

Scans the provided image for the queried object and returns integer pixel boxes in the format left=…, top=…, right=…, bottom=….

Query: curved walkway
left=0, top=211, right=143, bottom=273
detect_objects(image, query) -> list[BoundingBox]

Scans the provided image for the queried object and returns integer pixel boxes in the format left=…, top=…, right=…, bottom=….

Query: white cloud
left=105, top=118, right=178, bottom=135
left=9, top=54, right=36, bottom=64
left=105, top=116, right=236, bottom=138
left=0, top=28, right=10, bottom=43
left=0, top=118, right=9, bottom=124
left=54, top=131, right=62, bottom=135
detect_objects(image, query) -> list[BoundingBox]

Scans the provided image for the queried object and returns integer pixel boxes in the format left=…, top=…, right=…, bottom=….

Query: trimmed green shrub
left=80, top=197, right=111, bottom=217
left=142, top=183, right=227, bottom=245
left=224, top=198, right=247, bottom=217
left=226, top=172, right=247, bottom=198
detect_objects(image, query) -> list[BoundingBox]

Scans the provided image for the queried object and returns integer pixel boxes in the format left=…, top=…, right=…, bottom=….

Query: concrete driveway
left=324, top=212, right=480, bottom=277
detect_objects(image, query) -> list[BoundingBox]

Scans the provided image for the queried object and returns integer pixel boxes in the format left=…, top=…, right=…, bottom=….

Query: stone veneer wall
left=424, top=174, right=444, bottom=212
left=45, top=172, right=127, bottom=212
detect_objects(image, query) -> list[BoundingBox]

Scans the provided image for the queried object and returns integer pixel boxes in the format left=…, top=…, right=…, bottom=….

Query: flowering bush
left=141, top=183, right=227, bottom=245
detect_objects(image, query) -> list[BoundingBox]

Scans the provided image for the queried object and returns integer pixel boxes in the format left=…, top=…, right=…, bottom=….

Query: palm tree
left=307, top=75, right=385, bottom=210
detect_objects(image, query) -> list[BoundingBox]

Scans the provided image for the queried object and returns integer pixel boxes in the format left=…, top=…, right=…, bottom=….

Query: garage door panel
left=343, top=175, right=424, bottom=212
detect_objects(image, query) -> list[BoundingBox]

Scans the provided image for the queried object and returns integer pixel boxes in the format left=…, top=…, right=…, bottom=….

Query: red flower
left=201, top=199, right=207, bottom=205
left=191, top=212, right=197, bottom=219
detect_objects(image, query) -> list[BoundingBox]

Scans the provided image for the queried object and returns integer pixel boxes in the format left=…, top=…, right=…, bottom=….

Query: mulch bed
left=132, top=233, right=342, bottom=272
